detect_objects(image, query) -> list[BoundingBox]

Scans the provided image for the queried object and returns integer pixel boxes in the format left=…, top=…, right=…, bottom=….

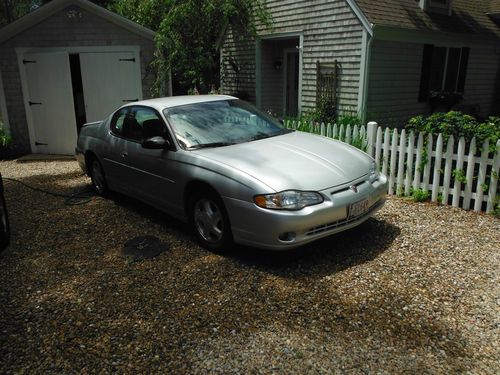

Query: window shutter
left=419, top=44, right=434, bottom=102
left=457, top=47, right=470, bottom=93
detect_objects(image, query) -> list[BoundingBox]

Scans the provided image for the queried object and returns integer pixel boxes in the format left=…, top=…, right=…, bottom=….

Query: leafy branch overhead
left=110, top=0, right=271, bottom=95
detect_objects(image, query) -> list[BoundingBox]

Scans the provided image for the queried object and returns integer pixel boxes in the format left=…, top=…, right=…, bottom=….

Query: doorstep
left=16, top=154, right=75, bottom=163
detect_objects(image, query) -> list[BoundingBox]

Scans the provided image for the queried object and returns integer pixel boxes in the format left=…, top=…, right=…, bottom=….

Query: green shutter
left=419, top=44, right=434, bottom=102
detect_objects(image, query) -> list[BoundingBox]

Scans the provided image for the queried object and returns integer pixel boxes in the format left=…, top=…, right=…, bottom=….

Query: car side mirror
left=142, top=136, right=170, bottom=149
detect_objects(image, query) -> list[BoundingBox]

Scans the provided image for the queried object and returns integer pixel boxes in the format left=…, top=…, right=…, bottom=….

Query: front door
left=103, top=106, right=178, bottom=209
left=23, top=51, right=78, bottom=155
left=80, top=52, right=142, bottom=122
left=285, top=50, right=299, bottom=117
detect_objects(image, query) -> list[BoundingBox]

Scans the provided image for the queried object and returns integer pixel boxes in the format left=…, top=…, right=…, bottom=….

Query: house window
left=418, top=44, right=470, bottom=101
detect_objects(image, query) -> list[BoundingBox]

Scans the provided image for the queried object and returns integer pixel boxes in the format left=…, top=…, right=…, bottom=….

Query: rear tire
left=89, top=157, right=108, bottom=196
left=188, top=190, right=233, bottom=252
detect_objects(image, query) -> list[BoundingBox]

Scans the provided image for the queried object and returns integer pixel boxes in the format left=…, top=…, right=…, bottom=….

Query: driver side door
left=118, top=106, right=179, bottom=208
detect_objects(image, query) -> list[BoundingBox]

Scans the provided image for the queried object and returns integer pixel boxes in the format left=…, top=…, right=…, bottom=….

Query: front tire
left=189, top=190, right=233, bottom=252
left=89, top=157, right=107, bottom=196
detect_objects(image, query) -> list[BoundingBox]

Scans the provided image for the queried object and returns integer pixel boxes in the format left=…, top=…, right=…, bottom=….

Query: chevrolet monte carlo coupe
left=76, top=95, right=387, bottom=251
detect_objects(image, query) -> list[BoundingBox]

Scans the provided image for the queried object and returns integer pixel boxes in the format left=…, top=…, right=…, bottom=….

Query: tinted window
left=110, top=108, right=128, bottom=136
left=110, top=107, right=166, bottom=142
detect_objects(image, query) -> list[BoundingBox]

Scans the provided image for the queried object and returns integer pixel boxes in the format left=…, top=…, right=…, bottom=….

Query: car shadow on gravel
left=224, top=217, right=401, bottom=279
left=89, top=185, right=401, bottom=278
left=103, top=185, right=400, bottom=277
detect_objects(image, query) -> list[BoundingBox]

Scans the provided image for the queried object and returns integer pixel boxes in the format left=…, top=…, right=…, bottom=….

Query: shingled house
left=221, top=0, right=500, bottom=125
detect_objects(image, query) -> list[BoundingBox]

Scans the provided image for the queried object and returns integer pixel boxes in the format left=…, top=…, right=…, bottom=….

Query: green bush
left=337, top=112, right=362, bottom=127
left=406, top=111, right=499, bottom=152
left=410, top=188, right=430, bottom=202
left=0, top=121, right=12, bottom=148
left=297, top=96, right=336, bottom=125
left=0, top=121, right=12, bottom=160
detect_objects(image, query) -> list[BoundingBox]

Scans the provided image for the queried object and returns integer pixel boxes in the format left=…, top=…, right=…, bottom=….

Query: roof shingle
left=355, top=0, right=500, bottom=39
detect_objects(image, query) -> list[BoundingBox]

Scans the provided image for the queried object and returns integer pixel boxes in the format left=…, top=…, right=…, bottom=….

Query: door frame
left=255, top=32, right=303, bottom=114
left=16, top=46, right=142, bottom=153
left=282, top=48, right=300, bottom=117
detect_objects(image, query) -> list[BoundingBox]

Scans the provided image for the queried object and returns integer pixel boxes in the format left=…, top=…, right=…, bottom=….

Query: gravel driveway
left=0, top=159, right=498, bottom=374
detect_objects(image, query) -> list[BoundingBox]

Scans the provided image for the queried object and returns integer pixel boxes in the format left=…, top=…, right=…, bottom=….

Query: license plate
left=349, top=199, right=370, bottom=218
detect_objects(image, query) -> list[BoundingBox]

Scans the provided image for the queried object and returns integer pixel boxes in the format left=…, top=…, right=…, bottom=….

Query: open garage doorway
left=18, top=47, right=143, bottom=155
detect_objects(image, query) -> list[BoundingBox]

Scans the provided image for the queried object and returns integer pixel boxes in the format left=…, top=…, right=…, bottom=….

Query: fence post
left=486, top=139, right=500, bottom=213
left=367, top=121, right=377, bottom=157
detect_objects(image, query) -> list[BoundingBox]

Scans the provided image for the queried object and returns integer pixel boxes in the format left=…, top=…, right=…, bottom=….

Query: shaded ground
left=0, top=160, right=498, bottom=373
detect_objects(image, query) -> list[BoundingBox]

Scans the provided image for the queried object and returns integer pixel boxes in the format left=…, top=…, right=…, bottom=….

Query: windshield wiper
left=187, top=142, right=237, bottom=150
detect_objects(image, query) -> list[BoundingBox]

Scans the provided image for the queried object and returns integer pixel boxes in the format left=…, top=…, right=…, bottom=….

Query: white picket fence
left=285, top=120, right=500, bottom=214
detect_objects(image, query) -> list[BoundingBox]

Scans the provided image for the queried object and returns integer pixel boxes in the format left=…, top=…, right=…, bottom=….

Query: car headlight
left=254, top=190, right=324, bottom=210
left=369, top=161, right=380, bottom=183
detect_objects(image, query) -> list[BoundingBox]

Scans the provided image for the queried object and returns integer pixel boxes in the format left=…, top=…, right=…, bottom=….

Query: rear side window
left=110, top=106, right=167, bottom=142
left=110, top=108, right=128, bottom=136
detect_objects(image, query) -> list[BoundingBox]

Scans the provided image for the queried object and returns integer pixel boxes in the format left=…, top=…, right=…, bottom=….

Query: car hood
left=193, top=131, right=372, bottom=192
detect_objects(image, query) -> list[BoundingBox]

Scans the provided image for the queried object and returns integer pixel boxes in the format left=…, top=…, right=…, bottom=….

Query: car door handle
left=120, top=152, right=128, bottom=158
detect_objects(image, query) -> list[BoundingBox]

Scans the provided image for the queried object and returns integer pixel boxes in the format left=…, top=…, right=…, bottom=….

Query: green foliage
left=494, top=196, right=500, bottom=218
left=337, top=112, right=362, bottom=127
left=111, top=0, right=271, bottom=95
left=452, top=169, right=467, bottom=185
left=350, top=135, right=368, bottom=152
left=0, top=122, right=12, bottom=148
left=410, top=188, right=430, bottom=202
left=406, top=111, right=500, bottom=152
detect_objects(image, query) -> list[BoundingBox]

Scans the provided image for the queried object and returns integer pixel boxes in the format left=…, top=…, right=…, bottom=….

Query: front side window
left=163, top=100, right=292, bottom=150
left=419, top=45, right=470, bottom=101
left=110, top=106, right=166, bottom=142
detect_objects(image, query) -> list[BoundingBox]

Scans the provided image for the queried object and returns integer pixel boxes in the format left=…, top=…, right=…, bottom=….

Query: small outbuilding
left=0, top=0, right=165, bottom=156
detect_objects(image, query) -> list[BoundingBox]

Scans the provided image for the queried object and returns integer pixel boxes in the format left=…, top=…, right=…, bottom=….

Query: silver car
left=76, top=95, right=387, bottom=251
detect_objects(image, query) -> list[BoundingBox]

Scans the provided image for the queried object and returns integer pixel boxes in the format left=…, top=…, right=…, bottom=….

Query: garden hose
left=2, top=177, right=94, bottom=205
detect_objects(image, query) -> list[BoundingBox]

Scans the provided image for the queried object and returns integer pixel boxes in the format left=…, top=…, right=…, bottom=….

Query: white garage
left=0, top=0, right=166, bottom=156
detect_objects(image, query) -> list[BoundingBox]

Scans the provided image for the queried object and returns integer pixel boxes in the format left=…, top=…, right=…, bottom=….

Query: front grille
left=328, top=175, right=369, bottom=195
left=305, top=199, right=384, bottom=237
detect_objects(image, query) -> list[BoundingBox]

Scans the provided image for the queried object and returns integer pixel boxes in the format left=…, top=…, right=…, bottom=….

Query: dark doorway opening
left=69, top=54, right=87, bottom=132
left=285, top=50, right=299, bottom=117
left=260, top=37, right=300, bottom=117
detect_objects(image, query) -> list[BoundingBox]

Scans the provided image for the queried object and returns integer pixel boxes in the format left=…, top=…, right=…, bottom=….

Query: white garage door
left=80, top=52, right=142, bottom=122
left=23, top=51, right=78, bottom=155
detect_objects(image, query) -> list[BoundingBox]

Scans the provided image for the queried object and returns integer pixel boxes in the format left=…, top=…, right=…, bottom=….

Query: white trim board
left=16, top=45, right=143, bottom=153
left=345, top=0, right=374, bottom=36
left=357, top=29, right=372, bottom=122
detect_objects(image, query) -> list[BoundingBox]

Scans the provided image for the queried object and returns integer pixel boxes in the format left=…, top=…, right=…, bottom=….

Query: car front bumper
left=225, top=174, right=388, bottom=250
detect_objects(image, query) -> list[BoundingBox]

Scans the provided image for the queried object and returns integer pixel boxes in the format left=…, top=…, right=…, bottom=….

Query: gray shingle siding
left=366, top=40, right=428, bottom=126
left=221, top=0, right=364, bottom=116
left=366, top=40, right=500, bottom=126
left=0, top=4, right=155, bottom=154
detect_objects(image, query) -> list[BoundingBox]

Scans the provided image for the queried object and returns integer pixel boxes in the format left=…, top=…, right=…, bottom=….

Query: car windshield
left=163, top=99, right=292, bottom=150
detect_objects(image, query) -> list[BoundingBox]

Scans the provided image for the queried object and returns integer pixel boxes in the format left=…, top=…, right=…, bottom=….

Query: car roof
left=129, top=95, right=238, bottom=111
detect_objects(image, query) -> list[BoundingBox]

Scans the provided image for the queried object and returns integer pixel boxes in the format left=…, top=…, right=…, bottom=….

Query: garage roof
left=0, top=0, right=155, bottom=44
